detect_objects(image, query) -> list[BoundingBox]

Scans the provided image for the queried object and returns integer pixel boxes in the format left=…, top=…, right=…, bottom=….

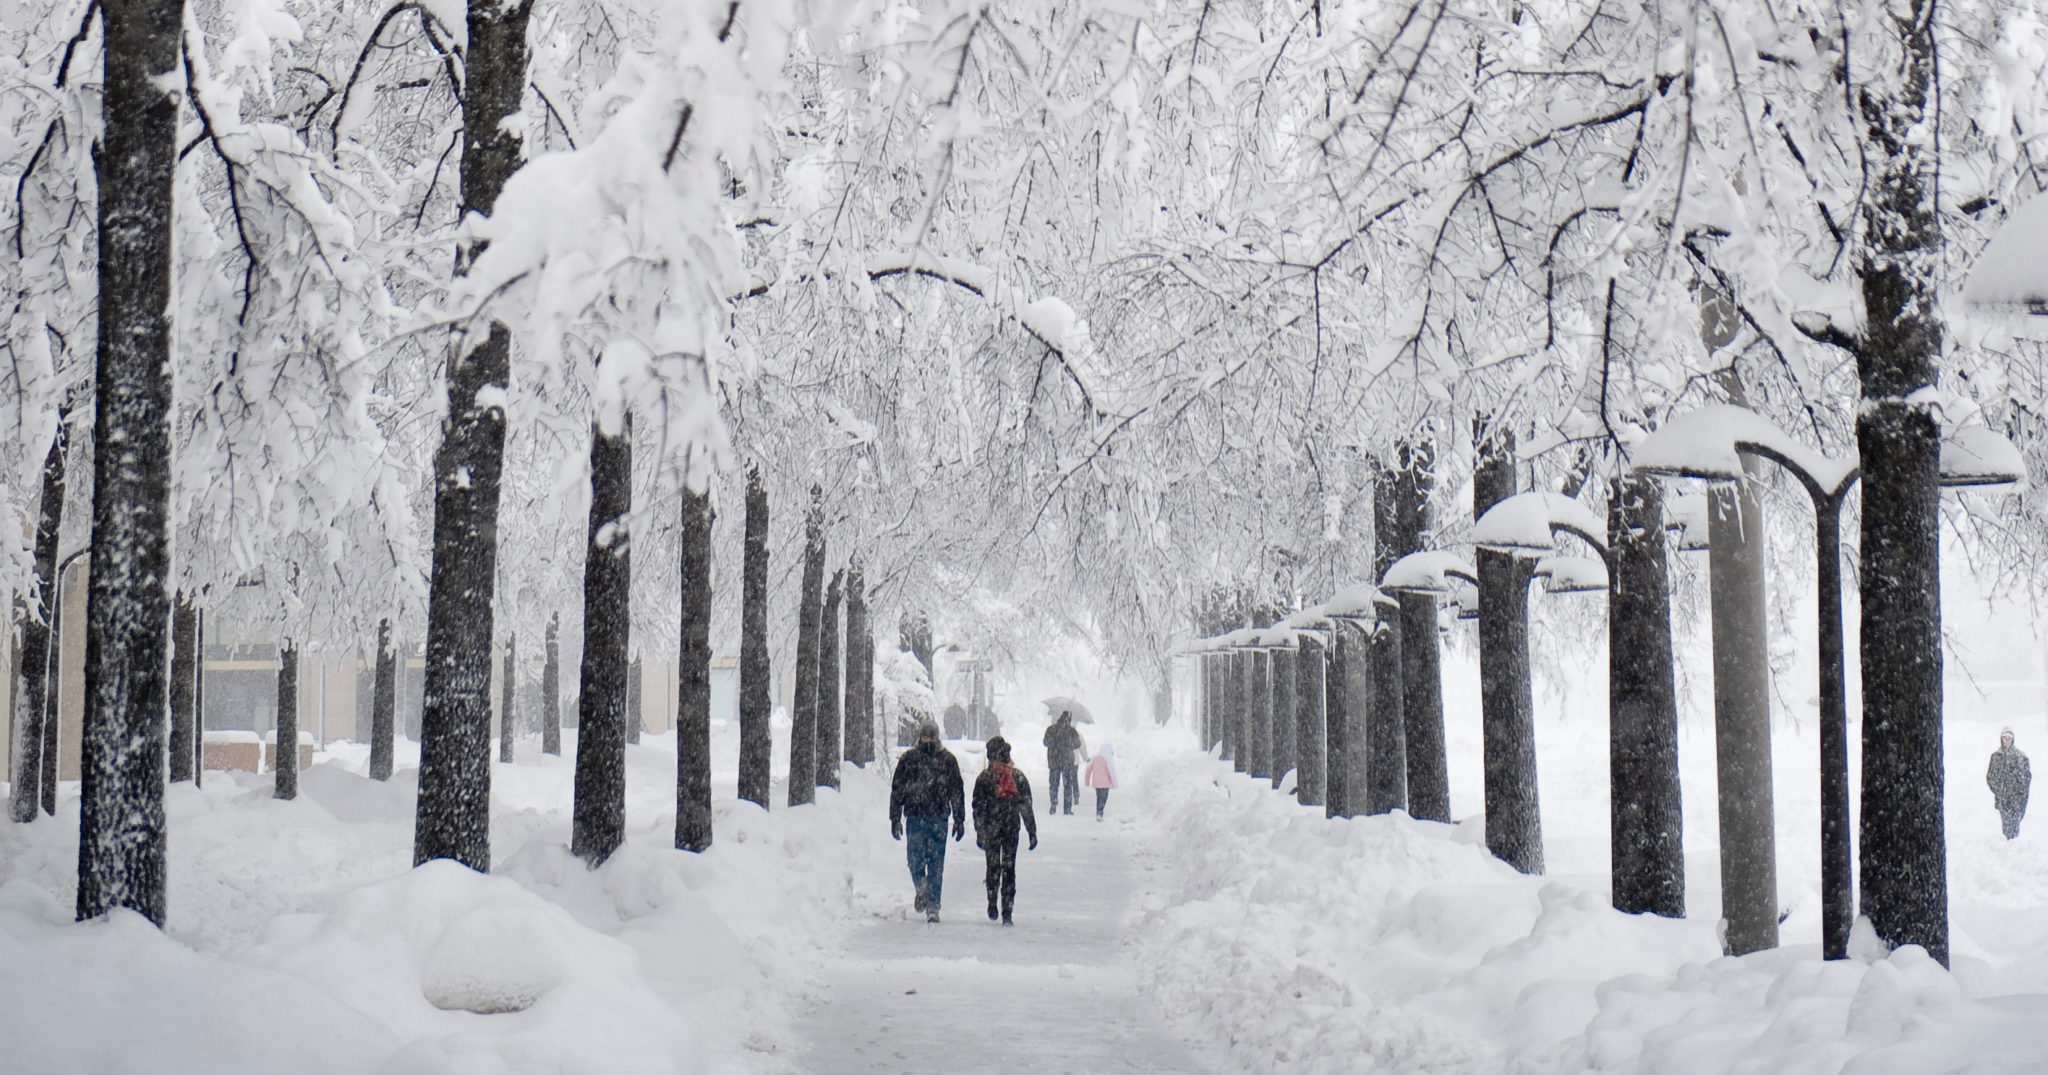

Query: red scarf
left=990, top=760, right=1018, bottom=798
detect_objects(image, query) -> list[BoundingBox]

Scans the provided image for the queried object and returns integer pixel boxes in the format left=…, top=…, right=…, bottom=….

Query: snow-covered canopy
left=1630, top=405, right=1855, bottom=497
left=1470, top=492, right=1610, bottom=557
left=1534, top=555, right=1609, bottom=594
left=1939, top=426, right=2029, bottom=487
left=1963, top=196, right=2048, bottom=313
left=1380, top=551, right=1480, bottom=595
left=1321, top=582, right=1397, bottom=622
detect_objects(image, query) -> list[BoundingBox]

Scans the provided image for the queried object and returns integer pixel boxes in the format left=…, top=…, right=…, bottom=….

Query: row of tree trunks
left=676, top=484, right=714, bottom=851
left=411, top=0, right=536, bottom=874
left=10, top=413, right=68, bottom=821
left=571, top=419, right=633, bottom=866
left=817, top=570, right=844, bottom=789
left=737, top=467, right=772, bottom=807
left=844, top=560, right=874, bottom=768
left=1474, top=419, right=1542, bottom=875
left=787, top=486, right=825, bottom=807
left=76, top=0, right=181, bottom=926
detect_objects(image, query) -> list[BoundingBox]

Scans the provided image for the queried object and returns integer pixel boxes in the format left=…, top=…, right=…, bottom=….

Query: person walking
left=1083, top=741, right=1118, bottom=820
left=1989, top=727, right=2032, bottom=840
left=891, top=721, right=965, bottom=921
left=971, top=736, right=1038, bottom=925
left=1043, top=711, right=1085, bottom=815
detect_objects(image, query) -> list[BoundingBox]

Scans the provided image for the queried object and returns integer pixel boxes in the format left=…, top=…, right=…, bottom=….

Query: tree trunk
left=1230, top=650, right=1248, bottom=774
left=817, top=569, right=844, bottom=789
left=1366, top=464, right=1408, bottom=816
left=1608, top=474, right=1684, bottom=918
left=1475, top=418, right=1542, bottom=873
left=572, top=419, right=632, bottom=866
left=1817, top=500, right=1851, bottom=960
left=788, top=486, right=825, bottom=806
left=626, top=656, right=643, bottom=745
left=1394, top=438, right=1449, bottom=822
left=1294, top=637, right=1326, bottom=807
left=737, top=466, right=772, bottom=807
left=1247, top=650, right=1271, bottom=780
left=1853, top=3, right=1947, bottom=966
left=1323, top=628, right=1350, bottom=816
left=844, top=559, right=872, bottom=767
left=413, top=0, right=535, bottom=873
left=192, top=609, right=204, bottom=789
left=371, top=619, right=396, bottom=781
left=169, top=596, right=197, bottom=782
left=1270, top=647, right=1295, bottom=789
left=77, top=0, right=179, bottom=927
left=541, top=612, right=561, bottom=756
left=1709, top=469, right=1777, bottom=954
left=12, top=415, right=67, bottom=819
left=676, top=483, right=713, bottom=851
left=498, top=635, right=516, bottom=763
left=275, top=642, right=299, bottom=800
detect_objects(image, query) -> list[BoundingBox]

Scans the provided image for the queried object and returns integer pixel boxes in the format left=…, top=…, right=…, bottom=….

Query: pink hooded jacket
left=1083, top=743, right=1118, bottom=789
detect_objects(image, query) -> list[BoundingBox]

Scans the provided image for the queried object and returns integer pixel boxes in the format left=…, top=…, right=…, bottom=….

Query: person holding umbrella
left=1043, top=711, right=1086, bottom=815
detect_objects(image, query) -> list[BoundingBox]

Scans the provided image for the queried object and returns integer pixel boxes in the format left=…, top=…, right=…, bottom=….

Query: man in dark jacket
left=891, top=721, right=965, bottom=921
left=1989, top=727, right=2032, bottom=840
left=1043, top=712, right=1084, bottom=815
left=972, top=736, right=1039, bottom=925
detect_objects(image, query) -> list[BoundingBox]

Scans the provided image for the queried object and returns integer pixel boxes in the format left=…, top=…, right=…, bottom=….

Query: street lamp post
left=1633, top=403, right=2023, bottom=959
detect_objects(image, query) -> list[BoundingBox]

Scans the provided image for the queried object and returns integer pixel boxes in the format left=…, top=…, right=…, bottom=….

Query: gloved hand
left=1028, top=835, right=1038, bottom=851
left=891, top=818, right=902, bottom=840
left=952, top=820, right=965, bottom=841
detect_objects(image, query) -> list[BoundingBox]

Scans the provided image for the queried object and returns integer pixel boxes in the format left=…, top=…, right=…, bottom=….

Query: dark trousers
left=984, top=838, right=1017, bottom=915
left=906, top=815, right=948, bottom=909
left=2001, top=805, right=2025, bottom=840
left=1049, top=766, right=1079, bottom=813
left=1094, top=787, right=1110, bottom=818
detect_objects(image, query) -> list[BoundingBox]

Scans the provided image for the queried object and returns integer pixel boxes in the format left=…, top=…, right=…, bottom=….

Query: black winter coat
left=1989, top=747, right=2032, bottom=812
left=1043, top=720, right=1082, bottom=771
left=972, top=765, right=1038, bottom=848
left=891, top=743, right=965, bottom=823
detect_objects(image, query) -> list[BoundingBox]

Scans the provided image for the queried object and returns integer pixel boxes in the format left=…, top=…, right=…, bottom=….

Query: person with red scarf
left=971, top=736, right=1039, bottom=924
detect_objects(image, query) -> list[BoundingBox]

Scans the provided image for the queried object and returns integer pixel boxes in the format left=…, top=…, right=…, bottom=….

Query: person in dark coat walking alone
left=1989, top=727, right=2032, bottom=840
left=891, top=721, right=966, bottom=921
left=1043, top=712, right=1085, bottom=815
left=972, top=736, right=1038, bottom=925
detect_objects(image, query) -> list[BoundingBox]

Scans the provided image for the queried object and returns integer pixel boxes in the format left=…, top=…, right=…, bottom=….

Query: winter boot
left=926, top=908, right=941, bottom=924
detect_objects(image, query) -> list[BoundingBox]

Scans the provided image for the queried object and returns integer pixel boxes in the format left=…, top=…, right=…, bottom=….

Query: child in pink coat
left=1083, top=742, right=1118, bottom=820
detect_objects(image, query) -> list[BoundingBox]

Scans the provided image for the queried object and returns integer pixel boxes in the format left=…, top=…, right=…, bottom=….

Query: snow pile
left=1126, top=745, right=2048, bottom=1074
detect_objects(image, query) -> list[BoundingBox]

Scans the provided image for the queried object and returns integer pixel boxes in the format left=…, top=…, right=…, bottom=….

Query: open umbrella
left=1041, top=696, right=1094, bottom=723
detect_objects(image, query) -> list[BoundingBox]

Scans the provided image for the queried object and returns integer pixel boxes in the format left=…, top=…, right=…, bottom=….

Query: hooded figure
left=1043, top=712, right=1085, bottom=815
left=891, top=721, right=965, bottom=921
left=1989, top=727, right=2032, bottom=840
left=1083, top=742, right=1119, bottom=820
left=971, top=736, right=1038, bottom=924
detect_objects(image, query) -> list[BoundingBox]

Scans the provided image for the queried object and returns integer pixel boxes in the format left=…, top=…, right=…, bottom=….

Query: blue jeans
left=906, top=815, right=948, bottom=909
left=1049, top=767, right=1079, bottom=813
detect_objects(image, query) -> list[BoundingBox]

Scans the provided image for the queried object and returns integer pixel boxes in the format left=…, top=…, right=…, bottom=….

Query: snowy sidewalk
left=801, top=808, right=1212, bottom=1074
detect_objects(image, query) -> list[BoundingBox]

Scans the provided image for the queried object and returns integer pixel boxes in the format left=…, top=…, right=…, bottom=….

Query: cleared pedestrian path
left=801, top=809, right=1214, bottom=1074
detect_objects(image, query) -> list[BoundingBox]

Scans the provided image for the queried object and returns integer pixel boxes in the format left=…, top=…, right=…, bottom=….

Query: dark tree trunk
left=1294, top=637, right=1326, bottom=807
left=371, top=619, right=396, bottom=781
left=275, top=642, right=299, bottom=801
left=626, top=657, right=643, bottom=746
left=12, top=415, right=67, bottom=819
left=1393, top=439, right=1449, bottom=822
left=498, top=636, right=516, bottom=763
left=788, top=486, right=825, bottom=806
left=1199, top=654, right=1214, bottom=752
left=844, top=559, right=872, bottom=767
left=1608, top=474, right=1684, bottom=918
left=817, top=570, right=844, bottom=789
left=1474, top=419, right=1542, bottom=873
left=541, top=613, right=561, bottom=756
left=413, top=0, right=534, bottom=873
left=77, top=0, right=179, bottom=927
left=1323, top=628, right=1350, bottom=816
left=1212, top=655, right=1231, bottom=760
left=169, top=595, right=197, bottom=782
left=191, top=609, right=204, bottom=789
left=1366, top=465, right=1409, bottom=816
left=737, top=466, right=772, bottom=807
left=572, top=419, right=633, bottom=866
left=1817, top=502, right=1851, bottom=960
left=1709, top=467, right=1778, bottom=954
left=1247, top=650, right=1271, bottom=780
left=1270, top=647, right=1295, bottom=789
left=676, top=484, right=713, bottom=851
left=1230, top=651, right=1249, bottom=774
left=1853, top=7, right=1947, bottom=967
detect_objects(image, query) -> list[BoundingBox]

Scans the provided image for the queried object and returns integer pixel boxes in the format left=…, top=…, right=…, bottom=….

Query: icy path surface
left=801, top=810, right=1213, bottom=1075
